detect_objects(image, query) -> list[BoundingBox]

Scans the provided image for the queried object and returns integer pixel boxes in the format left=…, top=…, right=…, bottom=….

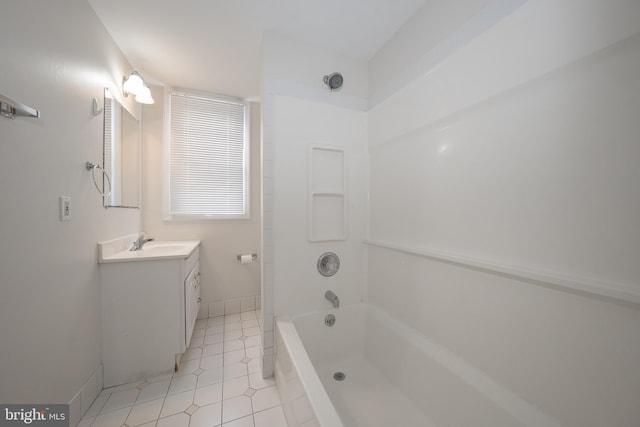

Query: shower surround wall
left=271, top=97, right=367, bottom=313
left=367, top=1, right=640, bottom=426
left=261, top=32, right=369, bottom=375
left=0, top=1, right=141, bottom=425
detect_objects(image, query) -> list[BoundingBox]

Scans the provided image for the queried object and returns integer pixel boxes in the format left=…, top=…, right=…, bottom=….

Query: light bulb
left=135, top=85, right=155, bottom=104
left=123, top=71, right=144, bottom=96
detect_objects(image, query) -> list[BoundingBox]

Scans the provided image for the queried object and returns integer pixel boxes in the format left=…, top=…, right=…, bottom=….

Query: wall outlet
left=59, top=196, right=71, bottom=221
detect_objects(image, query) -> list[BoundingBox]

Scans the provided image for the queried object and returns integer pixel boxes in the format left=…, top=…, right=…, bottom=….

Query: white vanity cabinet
left=99, top=241, right=200, bottom=387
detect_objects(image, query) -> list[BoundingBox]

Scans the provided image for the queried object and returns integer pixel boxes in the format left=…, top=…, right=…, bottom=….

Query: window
left=166, top=91, right=249, bottom=219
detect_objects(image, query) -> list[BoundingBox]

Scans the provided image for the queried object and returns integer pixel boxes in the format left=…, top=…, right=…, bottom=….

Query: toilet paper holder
left=237, top=253, right=258, bottom=262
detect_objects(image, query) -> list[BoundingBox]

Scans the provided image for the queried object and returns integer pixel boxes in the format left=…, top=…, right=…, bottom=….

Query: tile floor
left=78, top=310, right=288, bottom=427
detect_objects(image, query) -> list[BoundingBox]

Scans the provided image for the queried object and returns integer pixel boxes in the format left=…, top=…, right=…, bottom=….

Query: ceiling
left=88, top=0, right=426, bottom=99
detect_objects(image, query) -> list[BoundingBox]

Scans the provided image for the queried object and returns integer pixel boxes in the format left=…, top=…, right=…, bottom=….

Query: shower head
left=323, top=72, right=343, bottom=91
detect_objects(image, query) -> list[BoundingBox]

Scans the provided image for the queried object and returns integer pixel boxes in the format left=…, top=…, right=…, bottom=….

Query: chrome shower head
left=323, top=72, right=343, bottom=91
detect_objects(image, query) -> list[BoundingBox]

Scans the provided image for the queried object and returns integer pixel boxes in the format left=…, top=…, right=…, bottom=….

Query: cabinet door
left=184, top=262, right=201, bottom=348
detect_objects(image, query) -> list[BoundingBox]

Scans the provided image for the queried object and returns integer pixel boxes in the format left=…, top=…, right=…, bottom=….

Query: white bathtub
left=275, top=303, right=565, bottom=427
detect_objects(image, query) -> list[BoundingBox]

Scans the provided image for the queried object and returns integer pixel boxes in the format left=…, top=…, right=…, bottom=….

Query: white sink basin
left=98, top=237, right=200, bottom=263
left=139, top=243, right=191, bottom=254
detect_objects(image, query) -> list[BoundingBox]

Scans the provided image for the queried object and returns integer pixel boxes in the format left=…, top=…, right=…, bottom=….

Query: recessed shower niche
left=308, top=145, right=347, bottom=242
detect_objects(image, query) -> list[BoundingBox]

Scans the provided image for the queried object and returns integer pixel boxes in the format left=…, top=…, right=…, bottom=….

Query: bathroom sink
left=138, top=243, right=190, bottom=254
left=98, top=237, right=200, bottom=263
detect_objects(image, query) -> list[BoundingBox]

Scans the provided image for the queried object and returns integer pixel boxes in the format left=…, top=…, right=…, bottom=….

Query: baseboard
left=68, top=364, right=102, bottom=426
left=198, top=295, right=261, bottom=319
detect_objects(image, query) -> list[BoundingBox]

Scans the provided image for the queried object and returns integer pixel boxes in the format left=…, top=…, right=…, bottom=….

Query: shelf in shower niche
left=310, top=147, right=345, bottom=193
left=309, top=193, right=346, bottom=242
left=308, top=145, right=347, bottom=242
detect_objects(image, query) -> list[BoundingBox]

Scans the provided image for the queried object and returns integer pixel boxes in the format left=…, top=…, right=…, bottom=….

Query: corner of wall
left=68, top=364, right=103, bottom=427
left=368, top=0, right=526, bottom=109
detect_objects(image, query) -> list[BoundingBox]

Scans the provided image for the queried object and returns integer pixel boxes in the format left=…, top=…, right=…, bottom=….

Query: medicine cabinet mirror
left=102, top=88, right=141, bottom=208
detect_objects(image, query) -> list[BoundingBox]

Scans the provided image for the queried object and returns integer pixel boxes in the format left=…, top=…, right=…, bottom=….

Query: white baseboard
left=198, top=295, right=261, bottom=319
left=68, top=364, right=102, bottom=426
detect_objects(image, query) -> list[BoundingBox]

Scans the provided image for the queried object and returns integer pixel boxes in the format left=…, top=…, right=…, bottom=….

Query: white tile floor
left=78, top=310, right=288, bottom=427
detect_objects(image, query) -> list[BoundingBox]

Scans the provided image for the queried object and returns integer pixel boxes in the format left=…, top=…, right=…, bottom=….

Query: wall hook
left=92, top=97, right=103, bottom=116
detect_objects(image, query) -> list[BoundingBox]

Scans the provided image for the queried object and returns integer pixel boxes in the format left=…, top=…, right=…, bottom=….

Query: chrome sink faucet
left=325, top=290, right=340, bottom=308
left=130, top=234, right=154, bottom=251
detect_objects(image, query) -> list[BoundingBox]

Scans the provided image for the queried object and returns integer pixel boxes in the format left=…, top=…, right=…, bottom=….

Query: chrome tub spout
left=325, top=290, right=340, bottom=308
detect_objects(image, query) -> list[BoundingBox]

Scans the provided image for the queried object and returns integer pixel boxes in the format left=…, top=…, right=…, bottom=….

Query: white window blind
left=168, top=91, right=249, bottom=219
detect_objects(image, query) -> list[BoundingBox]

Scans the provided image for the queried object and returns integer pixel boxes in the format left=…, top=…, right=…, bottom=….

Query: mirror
left=103, top=88, right=141, bottom=208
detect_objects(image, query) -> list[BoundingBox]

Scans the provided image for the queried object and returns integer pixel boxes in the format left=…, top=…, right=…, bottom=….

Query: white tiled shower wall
left=270, top=94, right=368, bottom=317
left=259, top=34, right=366, bottom=387
left=260, top=32, right=370, bottom=375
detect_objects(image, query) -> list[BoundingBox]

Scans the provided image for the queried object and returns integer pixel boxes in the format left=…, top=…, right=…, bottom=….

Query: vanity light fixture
left=134, top=84, right=155, bottom=104
left=123, top=71, right=144, bottom=95
left=122, top=71, right=155, bottom=104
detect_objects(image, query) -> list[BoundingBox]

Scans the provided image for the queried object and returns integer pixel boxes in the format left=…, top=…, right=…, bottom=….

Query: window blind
left=169, top=92, right=249, bottom=218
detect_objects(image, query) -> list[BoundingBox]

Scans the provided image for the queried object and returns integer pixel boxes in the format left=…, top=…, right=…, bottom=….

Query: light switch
left=59, top=196, right=71, bottom=221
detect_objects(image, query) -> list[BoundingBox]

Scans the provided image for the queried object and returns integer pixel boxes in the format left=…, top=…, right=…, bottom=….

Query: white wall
left=262, top=32, right=369, bottom=111
left=261, top=32, right=369, bottom=375
left=369, top=0, right=501, bottom=106
left=141, top=85, right=262, bottom=314
left=271, top=96, right=368, bottom=315
left=262, top=31, right=369, bottom=314
left=367, top=1, right=640, bottom=425
left=0, top=0, right=140, bottom=422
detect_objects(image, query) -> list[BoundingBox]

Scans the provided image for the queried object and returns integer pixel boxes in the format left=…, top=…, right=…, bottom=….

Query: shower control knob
left=325, top=314, right=336, bottom=326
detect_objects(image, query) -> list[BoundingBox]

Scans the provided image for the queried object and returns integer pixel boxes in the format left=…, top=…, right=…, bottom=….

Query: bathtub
left=275, top=303, right=565, bottom=427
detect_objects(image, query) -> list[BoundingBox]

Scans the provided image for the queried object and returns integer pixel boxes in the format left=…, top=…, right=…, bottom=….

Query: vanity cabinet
left=100, top=243, right=200, bottom=387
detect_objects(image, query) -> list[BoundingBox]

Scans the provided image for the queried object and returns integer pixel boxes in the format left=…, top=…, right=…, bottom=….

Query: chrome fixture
left=325, top=290, right=340, bottom=308
left=236, top=253, right=258, bottom=262
left=323, top=72, right=343, bottom=91
left=123, top=71, right=155, bottom=104
left=86, top=162, right=112, bottom=198
left=130, top=234, right=154, bottom=251
left=325, top=313, right=336, bottom=326
left=0, top=93, right=40, bottom=119
left=317, top=252, right=340, bottom=277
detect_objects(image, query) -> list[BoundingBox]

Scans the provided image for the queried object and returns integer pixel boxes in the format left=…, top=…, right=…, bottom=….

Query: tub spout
left=325, top=290, right=340, bottom=308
